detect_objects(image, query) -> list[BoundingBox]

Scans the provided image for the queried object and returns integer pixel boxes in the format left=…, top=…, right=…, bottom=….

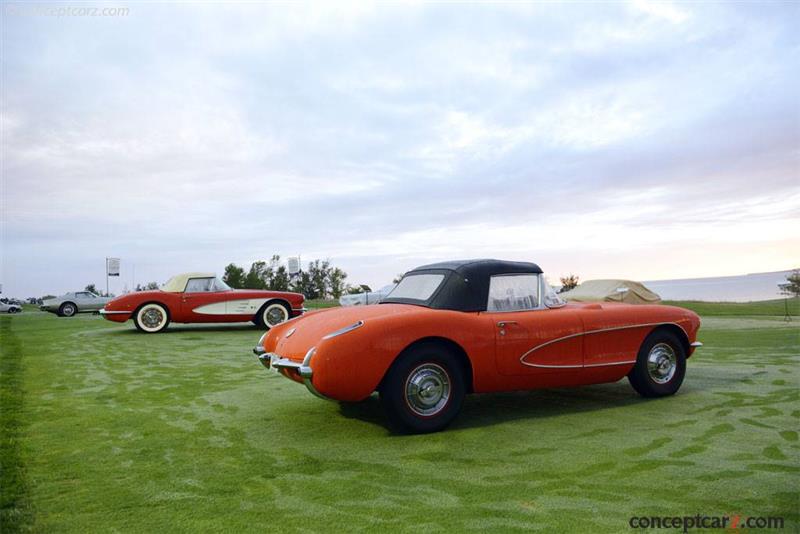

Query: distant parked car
left=100, top=272, right=305, bottom=333
left=41, top=291, right=112, bottom=317
left=0, top=302, right=22, bottom=313
left=339, top=284, right=397, bottom=306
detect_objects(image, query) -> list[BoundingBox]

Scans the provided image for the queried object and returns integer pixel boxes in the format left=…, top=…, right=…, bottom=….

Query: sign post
left=106, top=257, right=120, bottom=296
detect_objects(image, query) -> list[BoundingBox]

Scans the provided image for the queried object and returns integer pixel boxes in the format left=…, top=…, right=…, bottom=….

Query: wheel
left=257, top=302, right=290, bottom=329
left=133, top=303, right=170, bottom=333
left=628, top=330, right=686, bottom=398
left=59, top=302, right=77, bottom=317
left=380, top=342, right=466, bottom=434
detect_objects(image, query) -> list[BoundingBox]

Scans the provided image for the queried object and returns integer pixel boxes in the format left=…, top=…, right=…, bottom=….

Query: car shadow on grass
left=337, top=382, right=686, bottom=432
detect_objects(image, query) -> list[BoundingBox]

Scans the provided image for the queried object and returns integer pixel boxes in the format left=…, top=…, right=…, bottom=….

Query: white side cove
left=193, top=298, right=270, bottom=316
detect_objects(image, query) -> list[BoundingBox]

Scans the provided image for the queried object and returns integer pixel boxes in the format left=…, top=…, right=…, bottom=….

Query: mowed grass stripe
left=0, top=316, right=34, bottom=532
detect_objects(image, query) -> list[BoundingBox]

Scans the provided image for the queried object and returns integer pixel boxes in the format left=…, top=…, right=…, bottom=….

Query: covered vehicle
left=253, top=259, right=701, bottom=433
left=100, top=272, right=305, bottom=333
left=338, top=284, right=396, bottom=306
left=560, top=279, right=661, bottom=304
left=41, top=291, right=111, bottom=317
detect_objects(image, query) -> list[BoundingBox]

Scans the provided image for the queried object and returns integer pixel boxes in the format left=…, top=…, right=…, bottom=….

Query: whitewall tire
left=259, top=302, right=290, bottom=329
left=134, top=303, right=170, bottom=333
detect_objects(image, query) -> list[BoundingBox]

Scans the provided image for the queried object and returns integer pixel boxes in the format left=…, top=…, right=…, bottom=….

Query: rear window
left=386, top=274, right=445, bottom=302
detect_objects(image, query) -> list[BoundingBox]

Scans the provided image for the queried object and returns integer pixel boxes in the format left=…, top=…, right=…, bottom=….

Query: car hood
left=267, top=303, right=422, bottom=360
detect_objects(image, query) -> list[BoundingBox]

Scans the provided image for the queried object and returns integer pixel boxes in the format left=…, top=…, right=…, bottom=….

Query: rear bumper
left=99, top=308, right=132, bottom=322
left=254, top=347, right=329, bottom=400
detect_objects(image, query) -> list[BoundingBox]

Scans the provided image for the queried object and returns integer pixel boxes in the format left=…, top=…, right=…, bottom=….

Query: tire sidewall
left=381, top=344, right=466, bottom=434
left=259, top=302, right=290, bottom=329
left=134, top=303, right=170, bottom=333
left=630, top=330, right=686, bottom=397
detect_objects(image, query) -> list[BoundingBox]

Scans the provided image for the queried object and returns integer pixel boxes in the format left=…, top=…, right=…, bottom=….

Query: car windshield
left=543, top=278, right=566, bottom=308
left=385, top=273, right=445, bottom=302
left=185, top=277, right=232, bottom=292
left=213, top=277, right=231, bottom=291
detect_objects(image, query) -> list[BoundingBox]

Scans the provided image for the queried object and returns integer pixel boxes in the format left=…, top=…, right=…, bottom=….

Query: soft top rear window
left=385, top=273, right=445, bottom=302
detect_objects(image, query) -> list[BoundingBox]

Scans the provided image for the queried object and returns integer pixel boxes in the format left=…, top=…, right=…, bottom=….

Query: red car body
left=254, top=260, right=702, bottom=433
left=101, top=272, right=304, bottom=332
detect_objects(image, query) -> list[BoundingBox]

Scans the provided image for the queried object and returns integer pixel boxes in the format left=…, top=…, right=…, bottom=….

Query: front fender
left=309, top=311, right=491, bottom=402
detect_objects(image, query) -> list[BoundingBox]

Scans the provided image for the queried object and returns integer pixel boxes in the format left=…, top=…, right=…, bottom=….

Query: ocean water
left=643, top=270, right=795, bottom=302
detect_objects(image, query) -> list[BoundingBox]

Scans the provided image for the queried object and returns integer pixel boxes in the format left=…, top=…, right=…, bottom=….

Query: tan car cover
left=561, top=279, right=662, bottom=304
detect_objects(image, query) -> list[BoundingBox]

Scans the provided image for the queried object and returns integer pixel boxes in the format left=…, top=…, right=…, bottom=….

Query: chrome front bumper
left=254, top=346, right=328, bottom=400
left=98, top=308, right=132, bottom=315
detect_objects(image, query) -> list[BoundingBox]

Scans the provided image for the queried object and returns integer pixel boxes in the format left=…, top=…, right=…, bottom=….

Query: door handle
left=497, top=321, right=518, bottom=327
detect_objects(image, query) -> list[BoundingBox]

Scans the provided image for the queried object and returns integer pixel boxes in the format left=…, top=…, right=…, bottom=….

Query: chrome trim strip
left=292, top=307, right=307, bottom=312
left=690, top=341, right=703, bottom=347
left=98, top=309, right=131, bottom=315
left=584, top=360, right=637, bottom=368
left=322, top=320, right=364, bottom=340
left=519, top=322, right=689, bottom=369
left=526, top=363, right=583, bottom=369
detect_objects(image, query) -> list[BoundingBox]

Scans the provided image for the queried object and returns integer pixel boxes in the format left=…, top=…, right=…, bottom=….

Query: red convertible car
left=101, top=272, right=305, bottom=333
left=253, top=260, right=702, bottom=433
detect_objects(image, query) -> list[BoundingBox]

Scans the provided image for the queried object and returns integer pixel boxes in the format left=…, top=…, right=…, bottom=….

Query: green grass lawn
left=1, top=305, right=798, bottom=532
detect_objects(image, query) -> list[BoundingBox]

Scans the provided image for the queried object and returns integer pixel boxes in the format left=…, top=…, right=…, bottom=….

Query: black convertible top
left=381, top=259, right=542, bottom=312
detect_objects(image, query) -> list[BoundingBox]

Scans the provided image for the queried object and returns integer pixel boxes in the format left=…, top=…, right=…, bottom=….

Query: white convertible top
left=160, top=272, right=216, bottom=293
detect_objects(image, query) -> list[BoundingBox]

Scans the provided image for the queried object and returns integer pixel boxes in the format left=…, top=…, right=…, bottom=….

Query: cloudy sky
left=2, top=1, right=798, bottom=297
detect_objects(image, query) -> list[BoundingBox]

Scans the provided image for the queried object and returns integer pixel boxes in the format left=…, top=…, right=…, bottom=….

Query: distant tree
left=134, top=282, right=159, bottom=292
left=779, top=269, right=800, bottom=298
left=291, top=271, right=317, bottom=299
left=85, top=283, right=98, bottom=294
left=308, top=259, right=331, bottom=299
left=223, top=263, right=246, bottom=289
left=244, top=261, right=268, bottom=289
left=347, top=284, right=372, bottom=295
left=559, top=274, right=580, bottom=293
left=270, top=265, right=290, bottom=291
left=329, top=267, right=348, bottom=299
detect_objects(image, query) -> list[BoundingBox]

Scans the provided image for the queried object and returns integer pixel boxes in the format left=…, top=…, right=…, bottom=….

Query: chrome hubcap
left=647, top=343, right=677, bottom=384
left=64, top=305, right=74, bottom=315
left=142, top=308, right=163, bottom=328
left=265, top=306, right=287, bottom=326
left=404, top=363, right=451, bottom=416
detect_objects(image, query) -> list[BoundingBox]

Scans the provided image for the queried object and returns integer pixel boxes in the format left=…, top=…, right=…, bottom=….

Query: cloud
left=1, top=2, right=798, bottom=296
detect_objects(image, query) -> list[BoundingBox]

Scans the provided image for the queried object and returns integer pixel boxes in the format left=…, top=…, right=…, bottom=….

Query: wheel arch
left=256, top=298, right=292, bottom=317
left=381, top=336, right=475, bottom=394
left=649, top=323, right=690, bottom=356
